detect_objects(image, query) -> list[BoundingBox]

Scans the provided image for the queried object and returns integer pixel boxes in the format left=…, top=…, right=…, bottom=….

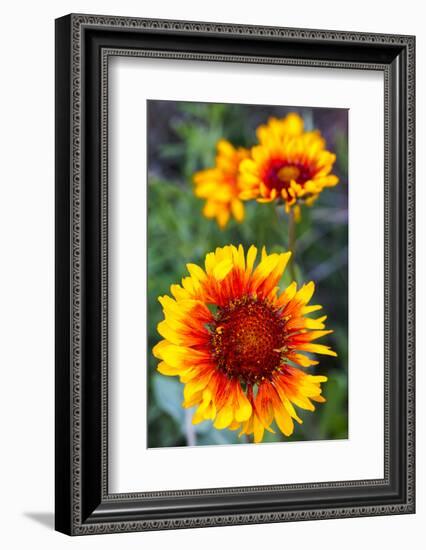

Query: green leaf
left=152, top=375, right=185, bottom=426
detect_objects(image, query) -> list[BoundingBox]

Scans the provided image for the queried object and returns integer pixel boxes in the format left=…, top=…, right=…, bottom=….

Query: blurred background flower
left=193, top=139, right=249, bottom=228
left=239, top=113, right=339, bottom=218
left=147, top=100, right=348, bottom=448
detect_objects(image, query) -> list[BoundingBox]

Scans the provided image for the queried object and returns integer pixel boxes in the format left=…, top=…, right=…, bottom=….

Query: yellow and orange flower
left=193, top=140, right=249, bottom=229
left=153, top=244, right=336, bottom=443
left=239, top=113, right=339, bottom=219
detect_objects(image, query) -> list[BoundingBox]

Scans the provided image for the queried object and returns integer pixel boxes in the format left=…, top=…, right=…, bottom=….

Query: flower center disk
left=211, top=296, right=286, bottom=384
left=263, top=160, right=312, bottom=192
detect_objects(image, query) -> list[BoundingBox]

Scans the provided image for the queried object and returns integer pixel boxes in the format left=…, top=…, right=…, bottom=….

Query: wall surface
left=0, top=0, right=423, bottom=548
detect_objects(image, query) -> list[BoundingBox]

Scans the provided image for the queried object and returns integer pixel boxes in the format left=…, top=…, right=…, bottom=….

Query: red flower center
left=211, top=296, right=286, bottom=384
left=262, top=159, right=313, bottom=192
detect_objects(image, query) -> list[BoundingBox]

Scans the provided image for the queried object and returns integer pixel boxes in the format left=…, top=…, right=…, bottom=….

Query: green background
left=147, top=100, right=348, bottom=447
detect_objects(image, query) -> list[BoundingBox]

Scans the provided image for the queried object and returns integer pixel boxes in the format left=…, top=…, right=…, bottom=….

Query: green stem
left=288, top=209, right=297, bottom=281
left=184, top=408, right=196, bottom=446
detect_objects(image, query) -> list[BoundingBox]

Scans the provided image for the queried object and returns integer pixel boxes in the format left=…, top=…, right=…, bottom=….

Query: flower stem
left=288, top=209, right=297, bottom=281
left=185, top=408, right=197, bottom=446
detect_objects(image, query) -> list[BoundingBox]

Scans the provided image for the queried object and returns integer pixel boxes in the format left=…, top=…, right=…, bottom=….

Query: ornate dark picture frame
left=55, top=13, right=415, bottom=536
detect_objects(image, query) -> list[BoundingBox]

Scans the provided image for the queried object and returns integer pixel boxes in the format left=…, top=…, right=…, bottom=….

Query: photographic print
left=148, top=100, right=348, bottom=448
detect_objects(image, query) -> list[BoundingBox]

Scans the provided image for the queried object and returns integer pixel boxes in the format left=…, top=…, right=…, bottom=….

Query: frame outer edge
left=55, top=14, right=73, bottom=536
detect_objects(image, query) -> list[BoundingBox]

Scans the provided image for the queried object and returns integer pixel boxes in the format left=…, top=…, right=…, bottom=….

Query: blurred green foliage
left=147, top=101, right=348, bottom=447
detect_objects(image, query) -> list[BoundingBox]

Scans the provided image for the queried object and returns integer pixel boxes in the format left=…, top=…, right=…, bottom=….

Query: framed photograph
left=55, top=14, right=415, bottom=535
